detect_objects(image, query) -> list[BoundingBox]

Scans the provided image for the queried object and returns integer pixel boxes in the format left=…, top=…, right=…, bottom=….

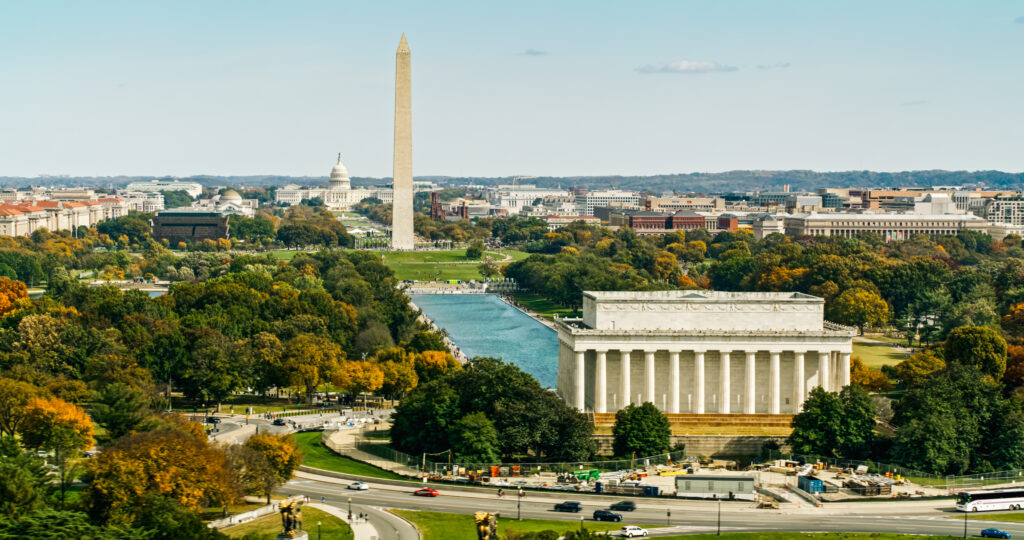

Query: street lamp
left=518, top=488, right=524, bottom=521
left=348, top=497, right=352, bottom=521
left=717, top=497, right=721, bottom=536
left=579, top=515, right=584, bottom=532
left=666, top=509, right=671, bottom=526
left=317, top=520, right=321, bottom=540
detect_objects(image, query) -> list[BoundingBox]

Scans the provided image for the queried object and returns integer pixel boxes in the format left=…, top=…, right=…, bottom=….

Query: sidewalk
left=308, top=502, right=379, bottom=540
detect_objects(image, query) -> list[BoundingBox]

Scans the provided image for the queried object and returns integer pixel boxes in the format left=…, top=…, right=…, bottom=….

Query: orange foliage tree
left=849, top=357, right=892, bottom=391
left=244, top=432, right=303, bottom=490
left=85, top=427, right=235, bottom=525
left=0, top=276, right=29, bottom=317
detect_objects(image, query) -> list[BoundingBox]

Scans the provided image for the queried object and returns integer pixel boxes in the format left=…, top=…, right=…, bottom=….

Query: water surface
left=411, top=294, right=558, bottom=388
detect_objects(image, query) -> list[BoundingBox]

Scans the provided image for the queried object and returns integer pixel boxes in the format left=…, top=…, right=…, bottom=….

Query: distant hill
left=2, top=170, right=1022, bottom=193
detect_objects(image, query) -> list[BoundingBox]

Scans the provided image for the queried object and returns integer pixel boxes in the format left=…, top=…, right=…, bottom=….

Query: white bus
left=957, top=488, right=1024, bottom=512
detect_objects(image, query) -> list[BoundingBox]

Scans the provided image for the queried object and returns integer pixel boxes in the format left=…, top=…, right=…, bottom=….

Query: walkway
left=307, top=502, right=381, bottom=540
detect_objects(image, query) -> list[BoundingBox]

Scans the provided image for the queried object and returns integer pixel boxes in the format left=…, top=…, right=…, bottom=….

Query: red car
left=413, top=488, right=439, bottom=497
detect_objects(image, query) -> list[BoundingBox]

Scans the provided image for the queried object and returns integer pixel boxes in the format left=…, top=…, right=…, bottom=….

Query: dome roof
left=221, top=189, right=242, bottom=202
left=330, top=154, right=349, bottom=181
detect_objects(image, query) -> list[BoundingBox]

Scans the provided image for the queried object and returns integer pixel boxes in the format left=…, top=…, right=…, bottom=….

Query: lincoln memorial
left=554, top=291, right=856, bottom=415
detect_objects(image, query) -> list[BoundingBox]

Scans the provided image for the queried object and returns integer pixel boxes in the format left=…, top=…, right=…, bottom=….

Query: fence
left=354, top=434, right=691, bottom=476
left=945, top=469, right=1024, bottom=491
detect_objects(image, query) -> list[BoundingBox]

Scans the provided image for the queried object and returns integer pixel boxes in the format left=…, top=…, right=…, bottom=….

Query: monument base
left=276, top=532, right=308, bottom=540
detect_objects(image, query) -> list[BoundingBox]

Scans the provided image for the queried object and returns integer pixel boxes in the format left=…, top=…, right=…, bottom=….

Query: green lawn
left=389, top=510, right=639, bottom=540
left=293, top=432, right=406, bottom=480
left=656, top=535, right=958, bottom=540
left=961, top=511, right=1024, bottom=522
left=852, top=339, right=911, bottom=370
left=222, top=506, right=352, bottom=539
left=264, top=248, right=528, bottom=282
left=511, top=293, right=576, bottom=319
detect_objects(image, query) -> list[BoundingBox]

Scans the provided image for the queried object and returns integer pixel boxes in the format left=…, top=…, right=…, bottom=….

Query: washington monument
left=390, top=33, right=415, bottom=250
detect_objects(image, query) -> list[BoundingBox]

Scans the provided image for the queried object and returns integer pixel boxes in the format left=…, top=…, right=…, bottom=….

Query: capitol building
left=275, top=155, right=392, bottom=210
left=555, top=291, right=855, bottom=416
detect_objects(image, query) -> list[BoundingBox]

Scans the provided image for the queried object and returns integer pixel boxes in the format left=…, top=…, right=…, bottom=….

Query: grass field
left=656, top=535, right=959, bottom=540
left=389, top=510, right=639, bottom=539
left=511, top=292, right=576, bottom=319
left=383, top=248, right=527, bottom=282
left=852, top=338, right=912, bottom=370
left=222, top=506, right=352, bottom=539
left=960, top=511, right=1024, bottom=522
left=292, top=432, right=406, bottom=480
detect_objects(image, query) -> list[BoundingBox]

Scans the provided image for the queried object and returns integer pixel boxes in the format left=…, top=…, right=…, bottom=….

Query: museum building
left=554, top=291, right=855, bottom=416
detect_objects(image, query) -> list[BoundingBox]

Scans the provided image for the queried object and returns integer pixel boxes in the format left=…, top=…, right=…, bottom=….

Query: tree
left=1002, top=302, right=1024, bottom=340
left=895, top=351, right=945, bottom=387
left=0, top=443, right=51, bottom=517
left=243, top=433, right=302, bottom=501
left=465, top=239, right=485, bottom=259
left=378, top=358, right=418, bottom=398
left=160, top=190, right=193, bottom=209
left=838, top=385, right=876, bottom=459
left=91, top=383, right=152, bottom=440
left=849, top=357, right=892, bottom=391
left=20, top=397, right=95, bottom=507
left=334, top=360, right=384, bottom=399
left=831, top=288, right=889, bottom=335
left=944, top=325, right=1008, bottom=380
left=449, top=412, right=500, bottom=463
left=414, top=350, right=460, bottom=382
left=85, top=427, right=235, bottom=526
left=612, top=403, right=671, bottom=458
left=0, top=377, right=37, bottom=438
left=282, top=334, right=344, bottom=403
left=788, top=387, right=844, bottom=457
left=0, top=276, right=28, bottom=317
left=225, top=444, right=278, bottom=504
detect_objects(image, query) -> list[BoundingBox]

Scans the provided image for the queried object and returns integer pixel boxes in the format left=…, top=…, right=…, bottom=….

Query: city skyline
left=2, top=1, right=1023, bottom=178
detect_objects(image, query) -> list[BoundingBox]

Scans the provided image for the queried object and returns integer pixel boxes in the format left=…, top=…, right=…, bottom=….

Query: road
left=280, top=472, right=1024, bottom=539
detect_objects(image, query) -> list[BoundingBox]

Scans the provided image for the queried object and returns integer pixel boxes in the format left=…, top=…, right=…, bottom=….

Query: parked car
left=621, top=526, right=648, bottom=538
left=554, top=501, right=582, bottom=512
left=981, top=529, right=1012, bottom=539
left=610, top=501, right=636, bottom=512
left=205, top=417, right=221, bottom=424
left=413, top=488, right=439, bottom=497
left=347, top=482, right=370, bottom=491
left=272, top=418, right=287, bottom=426
left=592, top=509, right=622, bottom=522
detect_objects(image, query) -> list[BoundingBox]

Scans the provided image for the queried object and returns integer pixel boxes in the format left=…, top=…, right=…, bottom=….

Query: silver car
left=347, top=481, right=370, bottom=490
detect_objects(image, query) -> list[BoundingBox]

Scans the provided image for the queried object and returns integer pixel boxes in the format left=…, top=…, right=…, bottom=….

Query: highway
left=279, top=471, right=1024, bottom=539
left=210, top=418, right=1024, bottom=539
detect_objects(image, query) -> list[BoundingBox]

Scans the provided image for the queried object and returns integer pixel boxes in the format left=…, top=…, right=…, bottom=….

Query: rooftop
left=583, top=290, right=821, bottom=302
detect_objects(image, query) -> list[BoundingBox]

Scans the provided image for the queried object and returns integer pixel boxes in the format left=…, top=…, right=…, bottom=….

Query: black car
left=205, top=417, right=221, bottom=424
left=592, top=509, right=622, bottom=522
left=610, top=501, right=636, bottom=512
left=272, top=418, right=287, bottom=426
left=554, top=501, right=582, bottom=512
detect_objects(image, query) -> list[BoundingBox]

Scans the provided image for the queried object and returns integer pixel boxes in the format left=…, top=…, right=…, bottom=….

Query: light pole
left=518, top=488, right=524, bottom=520
left=717, top=497, right=721, bottom=536
left=348, top=497, right=352, bottom=521
left=666, top=509, right=671, bottom=526
left=579, top=515, right=584, bottom=532
left=317, top=520, right=322, bottom=540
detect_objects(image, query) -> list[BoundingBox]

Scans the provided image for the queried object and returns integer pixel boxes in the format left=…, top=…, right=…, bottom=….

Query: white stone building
left=576, top=190, right=640, bottom=216
left=275, top=155, right=390, bottom=210
left=191, top=189, right=258, bottom=217
left=555, top=291, right=855, bottom=415
left=124, top=179, right=204, bottom=198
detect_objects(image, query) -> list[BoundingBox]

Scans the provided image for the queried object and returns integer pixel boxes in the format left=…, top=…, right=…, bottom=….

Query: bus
left=956, top=488, right=1024, bottom=512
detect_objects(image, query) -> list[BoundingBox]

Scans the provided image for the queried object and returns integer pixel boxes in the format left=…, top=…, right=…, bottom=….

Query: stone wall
left=593, top=434, right=788, bottom=458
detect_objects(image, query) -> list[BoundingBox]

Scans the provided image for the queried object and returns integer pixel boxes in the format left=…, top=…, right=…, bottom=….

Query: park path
left=307, top=502, right=382, bottom=540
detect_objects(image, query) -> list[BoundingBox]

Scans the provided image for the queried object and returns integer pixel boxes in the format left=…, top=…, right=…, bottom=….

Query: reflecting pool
left=411, top=294, right=558, bottom=388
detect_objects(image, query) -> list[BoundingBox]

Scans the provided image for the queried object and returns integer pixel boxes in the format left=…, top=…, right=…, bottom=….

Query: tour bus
left=957, top=488, right=1024, bottom=512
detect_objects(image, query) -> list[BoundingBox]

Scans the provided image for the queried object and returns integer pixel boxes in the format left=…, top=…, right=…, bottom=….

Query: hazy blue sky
left=2, top=1, right=1023, bottom=178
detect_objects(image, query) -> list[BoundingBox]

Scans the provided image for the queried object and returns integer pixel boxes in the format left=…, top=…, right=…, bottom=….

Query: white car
left=347, top=481, right=370, bottom=490
left=621, top=526, right=648, bottom=538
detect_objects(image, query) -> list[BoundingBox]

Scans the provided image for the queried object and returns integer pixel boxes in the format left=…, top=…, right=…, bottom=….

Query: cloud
left=635, top=60, right=738, bottom=74
left=756, top=62, right=791, bottom=70
left=522, top=48, right=548, bottom=56
left=901, top=100, right=928, bottom=106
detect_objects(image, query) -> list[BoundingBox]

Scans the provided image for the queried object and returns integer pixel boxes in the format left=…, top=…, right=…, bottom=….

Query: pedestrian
left=321, top=496, right=325, bottom=503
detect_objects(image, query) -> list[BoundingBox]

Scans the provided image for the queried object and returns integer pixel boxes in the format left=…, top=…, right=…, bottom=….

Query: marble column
left=669, top=351, right=680, bottom=414
left=574, top=351, right=585, bottom=411
left=793, top=351, right=805, bottom=413
left=620, top=351, right=631, bottom=408
left=744, top=351, right=756, bottom=414
left=644, top=351, right=656, bottom=404
left=720, top=351, right=731, bottom=414
left=818, top=351, right=830, bottom=392
left=839, top=352, right=851, bottom=388
left=769, top=352, right=781, bottom=414
left=595, top=350, right=607, bottom=413
left=694, top=351, right=705, bottom=414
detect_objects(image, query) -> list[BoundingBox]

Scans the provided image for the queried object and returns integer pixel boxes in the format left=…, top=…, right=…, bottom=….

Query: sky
left=1, top=1, right=1023, bottom=178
